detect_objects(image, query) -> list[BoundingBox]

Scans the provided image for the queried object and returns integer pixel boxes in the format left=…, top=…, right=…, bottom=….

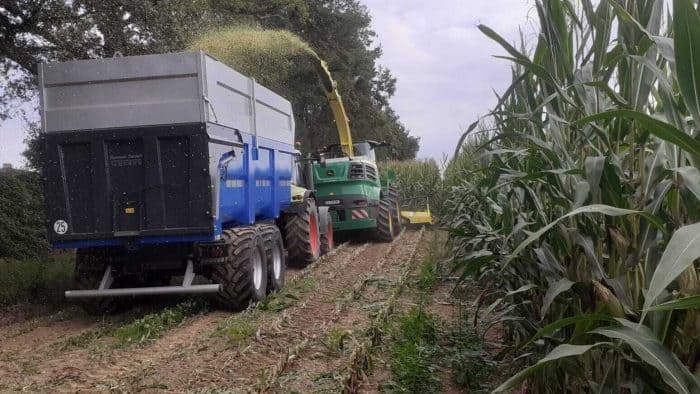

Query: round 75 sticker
left=53, top=220, right=68, bottom=235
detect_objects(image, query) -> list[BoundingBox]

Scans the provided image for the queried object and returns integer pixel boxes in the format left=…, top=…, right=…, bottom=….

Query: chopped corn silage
left=188, top=26, right=321, bottom=96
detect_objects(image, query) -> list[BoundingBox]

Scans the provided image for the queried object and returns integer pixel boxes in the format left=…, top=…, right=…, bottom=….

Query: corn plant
left=446, top=0, right=700, bottom=391
left=381, top=160, right=445, bottom=215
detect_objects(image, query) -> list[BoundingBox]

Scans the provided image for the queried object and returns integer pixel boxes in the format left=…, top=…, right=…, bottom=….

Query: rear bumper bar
left=65, top=284, right=220, bottom=298
left=65, top=259, right=221, bottom=299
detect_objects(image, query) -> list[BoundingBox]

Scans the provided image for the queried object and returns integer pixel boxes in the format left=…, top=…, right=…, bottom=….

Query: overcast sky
left=362, top=0, right=537, bottom=161
left=0, top=1, right=537, bottom=168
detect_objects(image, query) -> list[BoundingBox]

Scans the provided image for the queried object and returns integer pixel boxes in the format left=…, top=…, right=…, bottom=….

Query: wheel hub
left=272, top=243, right=283, bottom=280
left=310, top=213, right=319, bottom=254
left=252, top=248, right=264, bottom=290
left=327, top=221, right=334, bottom=248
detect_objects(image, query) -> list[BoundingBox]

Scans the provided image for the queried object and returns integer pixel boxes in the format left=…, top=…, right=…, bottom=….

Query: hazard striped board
left=351, top=209, right=369, bottom=219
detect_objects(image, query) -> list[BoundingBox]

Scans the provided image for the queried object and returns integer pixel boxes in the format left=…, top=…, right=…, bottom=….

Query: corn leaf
left=529, top=313, right=615, bottom=344
left=673, top=0, right=700, bottom=127
left=642, top=222, right=700, bottom=318
left=506, top=283, right=538, bottom=297
left=606, top=0, right=653, bottom=38
left=493, top=343, right=611, bottom=393
left=541, top=278, right=576, bottom=318
left=673, top=167, right=700, bottom=203
left=645, top=295, right=700, bottom=312
left=477, top=24, right=529, bottom=62
left=576, top=110, right=700, bottom=162
left=593, top=319, right=700, bottom=393
left=505, top=204, right=666, bottom=266
left=585, top=156, right=605, bottom=204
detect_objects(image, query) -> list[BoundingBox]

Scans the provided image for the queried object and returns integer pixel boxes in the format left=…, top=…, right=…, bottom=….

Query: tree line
left=1, top=0, right=419, bottom=166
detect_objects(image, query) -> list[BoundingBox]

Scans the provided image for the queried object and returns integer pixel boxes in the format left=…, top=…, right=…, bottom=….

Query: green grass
left=323, top=327, right=349, bottom=353
left=386, top=308, right=441, bottom=393
left=0, top=254, right=74, bottom=307
left=257, top=276, right=315, bottom=312
left=415, top=261, right=439, bottom=291
left=415, top=254, right=441, bottom=292
left=386, top=231, right=498, bottom=393
left=442, top=321, right=498, bottom=392
left=395, top=308, right=437, bottom=344
left=56, top=323, right=113, bottom=350
left=217, top=313, right=257, bottom=344
left=415, top=232, right=447, bottom=291
left=216, top=276, right=317, bottom=344
left=386, top=307, right=499, bottom=393
left=112, top=301, right=201, bottom=347
left=55, top=302, right=204, bottom=351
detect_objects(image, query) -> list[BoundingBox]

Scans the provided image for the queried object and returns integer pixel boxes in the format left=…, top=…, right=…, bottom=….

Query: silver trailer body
left=39, top=52, right=299, bottom=301
left=39, top=51, right=294, bottom=146
left=40, top=52, right=298, bottom=248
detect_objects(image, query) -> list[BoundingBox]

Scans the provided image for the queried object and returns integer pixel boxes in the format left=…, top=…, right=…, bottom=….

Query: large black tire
left=260, top=224, right=286, bottom=293
left=319, top=207, right=335, bottom=255
left=375, top=198, right=395, bottom=242
left=74, top=248, right=119, bottom=316
left=387, top=186, right=403, bottom=236
left=211, top=226, right=268, bottom=311
left=284, top=198, right=321, bottom=268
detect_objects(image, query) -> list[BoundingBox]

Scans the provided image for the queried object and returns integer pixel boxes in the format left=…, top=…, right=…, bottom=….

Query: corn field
left=446, top=0, right=700, bottom=392
left=381, top=160, right=445, bottom=214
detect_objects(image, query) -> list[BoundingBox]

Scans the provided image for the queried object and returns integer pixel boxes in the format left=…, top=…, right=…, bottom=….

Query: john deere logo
left=326, top=169, right=335, bottom=176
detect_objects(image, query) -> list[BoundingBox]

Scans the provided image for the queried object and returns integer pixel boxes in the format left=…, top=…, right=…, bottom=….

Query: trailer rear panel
left=39, top=52, right=295, bottom=248
left=42, top=124, right=213, bottom=246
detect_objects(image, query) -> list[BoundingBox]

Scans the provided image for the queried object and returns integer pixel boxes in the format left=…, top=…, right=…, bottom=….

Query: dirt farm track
left=0, top=229, right=430, bottom=393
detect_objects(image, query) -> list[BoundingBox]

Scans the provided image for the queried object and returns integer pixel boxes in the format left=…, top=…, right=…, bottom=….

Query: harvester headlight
left=325, top=199, right=341, bottom=205
left=326, top=169, right=335, bottom=176
left=353, top=199, right=368, bottom=207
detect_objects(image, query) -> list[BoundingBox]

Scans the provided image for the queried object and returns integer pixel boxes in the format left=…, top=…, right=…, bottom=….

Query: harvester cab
left=312, top=140, right=402, bottom=241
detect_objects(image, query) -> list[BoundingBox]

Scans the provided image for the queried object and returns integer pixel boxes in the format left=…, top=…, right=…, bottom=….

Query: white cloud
left=363, top=0, right=537, bottom=161
left=0, top=105, right=33, bottom=168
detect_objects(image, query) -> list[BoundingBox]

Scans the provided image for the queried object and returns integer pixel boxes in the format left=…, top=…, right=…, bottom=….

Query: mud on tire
left=319, top=207, right=334, bottom=255
left=211, top=226, right=268, bottom=311
left=387, top=185, right=403, bottom=236
left=259, top=224, right=286, bottom=293
left=375, top=198, right=395, bottom=242
left=284, top=198, right=321, bottom=268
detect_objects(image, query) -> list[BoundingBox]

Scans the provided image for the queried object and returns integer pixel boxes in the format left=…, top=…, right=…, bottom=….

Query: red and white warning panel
left=351, top=209, right=369, bottom=219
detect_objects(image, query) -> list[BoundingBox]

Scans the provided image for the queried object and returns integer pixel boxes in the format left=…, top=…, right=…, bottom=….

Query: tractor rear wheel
left=74, top=248, right=119, bottom=315
left=375, top=198, right=395, bottom=242
left=260, top=224, right=286, bottom=292
left=284, top=198, right=321, bottom=268
left=319, top=207, right=335, bottom=255
left=211, top=226, right=268, bottom=310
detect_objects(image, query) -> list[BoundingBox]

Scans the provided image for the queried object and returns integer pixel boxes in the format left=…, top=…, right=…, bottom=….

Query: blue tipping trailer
left=38, top=52, right=329, bottom=312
